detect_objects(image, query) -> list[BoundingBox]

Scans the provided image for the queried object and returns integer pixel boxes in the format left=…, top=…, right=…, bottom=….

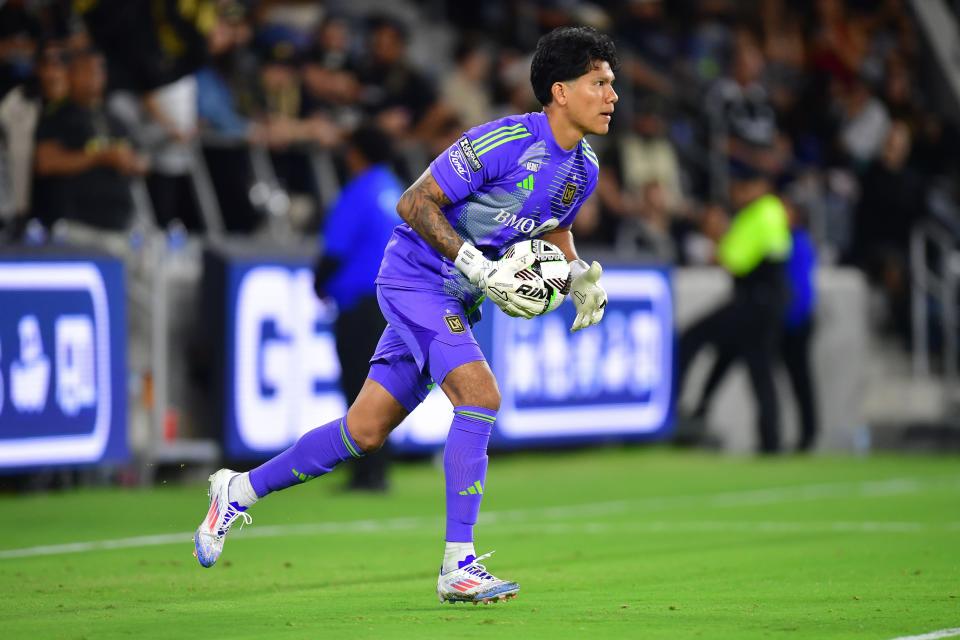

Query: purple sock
left=444, top=406, right=496, bottom=543
left=248, top=416, right=363, bottom=498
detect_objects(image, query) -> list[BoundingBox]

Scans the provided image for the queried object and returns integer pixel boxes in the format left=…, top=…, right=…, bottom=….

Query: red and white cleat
left=193, top=469, right=252, bottom=568
left=436, top=551, right=520, bottom=604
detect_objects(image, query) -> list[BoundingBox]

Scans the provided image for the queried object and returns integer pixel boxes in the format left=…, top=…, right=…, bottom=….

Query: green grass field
left=0, top=448, right=957, bottom=639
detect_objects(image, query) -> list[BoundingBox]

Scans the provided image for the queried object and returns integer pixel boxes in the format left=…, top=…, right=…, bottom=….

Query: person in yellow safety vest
left=678, top=162, right=792, bottom=453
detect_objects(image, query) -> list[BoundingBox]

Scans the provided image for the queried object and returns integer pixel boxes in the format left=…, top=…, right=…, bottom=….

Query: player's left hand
left=569, top=260, right=607, bottom=332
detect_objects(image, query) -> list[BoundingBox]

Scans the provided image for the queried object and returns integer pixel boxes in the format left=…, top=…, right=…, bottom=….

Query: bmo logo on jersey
left=493, top=209, right=559, bottom=236
left=0, top=261, right=124, bottom=468
left=231, top=266, right=346, bottom=454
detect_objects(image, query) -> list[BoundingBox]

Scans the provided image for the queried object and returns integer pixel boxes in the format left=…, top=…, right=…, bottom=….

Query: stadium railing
left=910, top=218, right=960, bottom=391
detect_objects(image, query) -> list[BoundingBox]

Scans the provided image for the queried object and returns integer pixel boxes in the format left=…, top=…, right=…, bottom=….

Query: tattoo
left=396, top=169, right=462, bottom=261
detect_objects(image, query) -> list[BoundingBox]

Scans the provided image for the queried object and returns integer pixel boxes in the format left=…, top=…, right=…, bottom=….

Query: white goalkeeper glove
left=569, top=259, right=607, bottom=332
left=455, top=243, right=542, bottom=319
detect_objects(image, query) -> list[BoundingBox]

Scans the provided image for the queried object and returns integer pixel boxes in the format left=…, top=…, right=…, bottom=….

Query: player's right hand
left=455, top=243, right=541, bottom=319
left=478, top=267, right=543, bottom=319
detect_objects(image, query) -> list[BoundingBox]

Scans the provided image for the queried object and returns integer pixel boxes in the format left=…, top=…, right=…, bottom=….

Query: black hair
left=25, top=39, right=68, bottom=99
left=530, top=26, right=619, bottom=106
left=367, top=14, right=408, bottom=43
left=350, top=125, right=394, bottom=165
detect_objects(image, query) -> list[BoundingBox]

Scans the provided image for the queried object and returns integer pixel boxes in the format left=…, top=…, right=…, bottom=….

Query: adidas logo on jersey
left=516, top=174, right=535, bottom=191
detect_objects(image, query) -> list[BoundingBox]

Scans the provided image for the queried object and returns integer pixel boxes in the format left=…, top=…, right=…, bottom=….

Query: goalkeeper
left=193, top=26, right=617, bottom=604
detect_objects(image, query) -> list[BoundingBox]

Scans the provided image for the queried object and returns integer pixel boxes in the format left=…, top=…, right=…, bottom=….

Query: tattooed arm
left=395, top=167, right=539, bottom=318
left=396, top=168, right=462, bottom=261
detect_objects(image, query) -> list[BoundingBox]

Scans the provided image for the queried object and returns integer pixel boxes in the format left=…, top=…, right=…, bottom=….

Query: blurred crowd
left=1, top=0, right=959, bottom=339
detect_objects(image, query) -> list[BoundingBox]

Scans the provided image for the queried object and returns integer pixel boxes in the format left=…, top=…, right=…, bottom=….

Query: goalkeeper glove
left=569, top=259, right=607, bottom=332
left=455, top=243, right=542, bottom=319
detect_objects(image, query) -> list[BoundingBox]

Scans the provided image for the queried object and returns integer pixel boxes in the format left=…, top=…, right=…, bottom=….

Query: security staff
left=678, top=162, right=792, bottom=453
left=313, top=125, right=402, bottom=490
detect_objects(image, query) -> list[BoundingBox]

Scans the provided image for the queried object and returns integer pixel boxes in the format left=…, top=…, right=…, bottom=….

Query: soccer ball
left=501, top=239, right=572, bottom=315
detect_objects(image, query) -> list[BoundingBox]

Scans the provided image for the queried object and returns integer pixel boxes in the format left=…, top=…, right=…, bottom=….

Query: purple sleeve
left=428, top=119, right=522, bottom=203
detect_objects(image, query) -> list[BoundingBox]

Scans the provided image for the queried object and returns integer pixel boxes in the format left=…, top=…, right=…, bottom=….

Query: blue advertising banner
left=0, top=257, right=127, bottom=469
left=219, top=256, right=673, bottom=458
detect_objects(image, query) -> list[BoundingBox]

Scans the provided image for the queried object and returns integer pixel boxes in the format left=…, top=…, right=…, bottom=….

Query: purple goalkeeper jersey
left=376, top=111, right=600, bottom=311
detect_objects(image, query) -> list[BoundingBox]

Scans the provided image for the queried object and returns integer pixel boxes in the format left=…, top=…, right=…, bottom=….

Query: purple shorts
left=368, top=285, right=485, bottom=412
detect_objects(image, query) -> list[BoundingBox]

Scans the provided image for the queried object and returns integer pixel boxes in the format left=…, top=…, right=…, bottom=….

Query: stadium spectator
left=675, top=200, right=728, bottom=266
left=848, top=120, right=924, bottom=344
left=684, top=0, right=737, bottom=88
left=597, top=98, right=686, bottom=222
left=614, top=0, right=678, bottom=101
left=355, top=15, right=445, bottom=142
left=491, top=48, right=540, bottom=119
left=614, top=180, right=676, bottom=261
left=313, top=125, right=401, bottom=492
left=75, top=0, right=215, bottom=93
left=759, top=0, right=808, bottom=139
left=834, top=73, right=891, bottom=169
left=594, top=97, right=686, bottom=258
left=440, top=40, right=493, bottom=129
left=142, top=74, right=204, bottom=231
left=0, top=0, right=40, bottom=99
left=301, top=15, right=362, bottom=130
left=31, top=48, right=148, bottom=231
left=0, top=39, right=69, bottom=222
left=705, top=29, right=787, bottom=184
left=195, top=7, right=263, bottom=232
left=809, top=0, right=870, bottom=82
left=305, top=14, right=357, bottom=76
left=252, top=30, right=342, bottom=223
left=678, top=162, right=792, bottom=454
left=253, top=31, right=341, bottom=149
left=195, top=7, right=257, bottom=141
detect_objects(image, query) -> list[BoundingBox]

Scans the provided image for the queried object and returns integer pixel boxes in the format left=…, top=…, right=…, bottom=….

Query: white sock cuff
left=442, top=541, right=477, bottom=574
left=229, top=472, right=259, bottom=508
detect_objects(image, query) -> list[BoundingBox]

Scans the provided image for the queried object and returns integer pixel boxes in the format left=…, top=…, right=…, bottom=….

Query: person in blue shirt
left=312, top=125, right=402, bottom=490
left=779, top=199, right=818, bottom=451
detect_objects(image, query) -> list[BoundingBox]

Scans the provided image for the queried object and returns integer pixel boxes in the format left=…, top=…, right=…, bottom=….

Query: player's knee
left=353, top=428, right=387, bottom=453
left=470, top=387, right=501, bottom=412
left=344, top=378, right=408, bottom=453
left=442, top=362, right=501, bottom=411
left=449, top=380, right=501, bottom=411
left=345, top=408, right=393, bottom=453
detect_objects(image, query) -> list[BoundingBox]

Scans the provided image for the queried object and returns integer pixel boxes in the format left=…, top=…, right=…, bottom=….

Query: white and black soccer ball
left=501, top=239, right=572, bottom=315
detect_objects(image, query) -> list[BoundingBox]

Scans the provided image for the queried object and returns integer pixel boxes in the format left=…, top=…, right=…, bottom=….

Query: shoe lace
left=460, top=551, right=497, bottom=581
left=217, top=501, right=252, bottom=538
